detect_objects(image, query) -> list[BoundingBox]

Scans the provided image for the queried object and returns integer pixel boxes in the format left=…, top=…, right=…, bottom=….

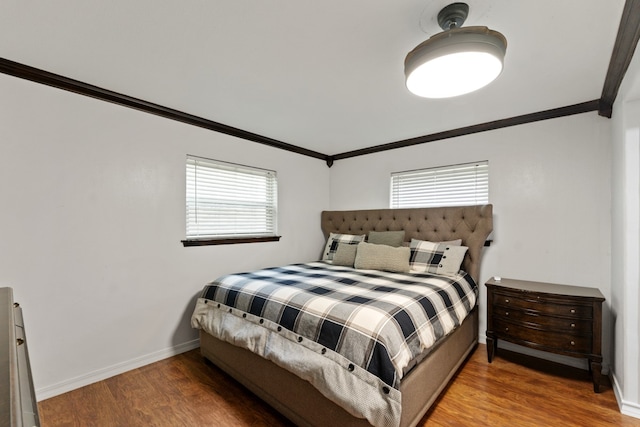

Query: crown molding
left=331, top=100, right=600, bottom=161
left=0, top=57, right=328, bottom=162
left=3, top=0, right=639, bottom=171
left=599, top=0, right=640, bottom=118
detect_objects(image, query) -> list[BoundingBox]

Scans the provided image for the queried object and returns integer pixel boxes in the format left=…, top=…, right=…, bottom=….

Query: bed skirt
left=199, top=306, right=478, bottom=427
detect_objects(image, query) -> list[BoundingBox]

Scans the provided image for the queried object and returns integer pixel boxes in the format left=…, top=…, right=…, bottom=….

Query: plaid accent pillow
left=409, top=238, right=468, bottom=275
left=322, top=233, right=365, bottom=262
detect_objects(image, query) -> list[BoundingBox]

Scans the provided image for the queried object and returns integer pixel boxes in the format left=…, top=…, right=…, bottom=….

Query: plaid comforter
left=191, top=262, right=478, bottom=427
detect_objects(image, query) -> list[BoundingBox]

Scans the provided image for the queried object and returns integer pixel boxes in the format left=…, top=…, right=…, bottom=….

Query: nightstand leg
left=591, top=361, right=603, bottom=393
left=487, top=337, right=496, bottom=362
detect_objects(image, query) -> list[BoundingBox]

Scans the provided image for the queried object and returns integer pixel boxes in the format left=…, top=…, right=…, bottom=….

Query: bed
left=191, top=204, right=493, bottom=427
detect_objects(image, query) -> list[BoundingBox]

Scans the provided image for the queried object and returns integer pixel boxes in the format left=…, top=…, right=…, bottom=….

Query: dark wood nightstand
left=485, top=277, right=605, bottom=392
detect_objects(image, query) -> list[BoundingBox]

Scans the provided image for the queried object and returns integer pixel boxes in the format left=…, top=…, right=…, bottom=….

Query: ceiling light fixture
left=404, top=2, right=507, bottom=98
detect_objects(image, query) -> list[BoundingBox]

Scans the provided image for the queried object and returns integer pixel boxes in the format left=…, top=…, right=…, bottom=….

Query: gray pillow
left=332, top=242, right=358, bottom=267
left=441, top=239, right=462, bottom=246
left=367, top=230, right=405, bottom=247
left=354, top=242, right=411, bottom=273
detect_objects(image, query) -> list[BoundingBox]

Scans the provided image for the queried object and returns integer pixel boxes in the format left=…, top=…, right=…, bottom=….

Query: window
left=184, top=155, right=279, bottom=246
left=390, top=161, right=488, bottom=208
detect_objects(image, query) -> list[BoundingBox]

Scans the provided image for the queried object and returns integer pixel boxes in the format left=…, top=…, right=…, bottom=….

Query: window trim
left=183, top=155, right=279, bottom=246
left=181, top=235, right=281, bottom=247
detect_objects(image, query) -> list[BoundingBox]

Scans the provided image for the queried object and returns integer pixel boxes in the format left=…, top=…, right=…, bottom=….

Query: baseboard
left=611, top=372, right=640, bottom=419
left=35, top=338, right=200, bottom=401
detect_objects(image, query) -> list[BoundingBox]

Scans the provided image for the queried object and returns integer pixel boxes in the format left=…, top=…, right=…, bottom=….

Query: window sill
left=182, top=236, right=281, bottom=247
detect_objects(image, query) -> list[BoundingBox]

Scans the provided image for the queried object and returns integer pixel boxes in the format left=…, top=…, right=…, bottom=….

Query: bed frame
left=199, top=204, right=493, bottom=426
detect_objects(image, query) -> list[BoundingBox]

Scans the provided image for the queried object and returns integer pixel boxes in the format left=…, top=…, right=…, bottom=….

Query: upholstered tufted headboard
left=321, top=204, right=493, bottom=283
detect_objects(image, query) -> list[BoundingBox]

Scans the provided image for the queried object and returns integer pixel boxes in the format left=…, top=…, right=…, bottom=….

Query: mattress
left=191, top=262, right=478, bottom=427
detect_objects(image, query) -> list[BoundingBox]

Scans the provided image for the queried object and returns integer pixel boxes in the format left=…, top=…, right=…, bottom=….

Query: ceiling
left=0, top=1, right=628, bottom=156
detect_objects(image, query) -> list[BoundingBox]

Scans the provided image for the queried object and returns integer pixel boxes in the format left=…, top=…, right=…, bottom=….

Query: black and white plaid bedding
left=194, top=261, right=478, bottom=389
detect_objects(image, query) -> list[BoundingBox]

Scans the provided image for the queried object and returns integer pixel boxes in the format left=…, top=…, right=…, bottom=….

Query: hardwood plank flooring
left=39, top=345, right=640, bottom=426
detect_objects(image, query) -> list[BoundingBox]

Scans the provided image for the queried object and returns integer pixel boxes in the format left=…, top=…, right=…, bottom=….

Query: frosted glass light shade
left=405, top=26, right=507, bottom=98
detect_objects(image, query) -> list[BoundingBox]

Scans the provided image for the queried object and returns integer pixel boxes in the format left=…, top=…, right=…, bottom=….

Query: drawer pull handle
left=570, top=341, right=575, bottom=346
left=571, top=323, right=576, bottom=328
left=570, top=309, right=576, bottom=314
left=505, top=327, right=509, bottom=332
left=505, top=312, right=509, bottom=316
left=505, top=299, right=510, bottom=303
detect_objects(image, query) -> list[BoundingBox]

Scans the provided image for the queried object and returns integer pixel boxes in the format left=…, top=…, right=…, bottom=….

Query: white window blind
left=390, top=161, right=489, bottom=208
left=186, top=155, right=278, bottom=239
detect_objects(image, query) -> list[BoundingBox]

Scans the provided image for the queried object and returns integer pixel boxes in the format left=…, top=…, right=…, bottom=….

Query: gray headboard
left=321, top=204, right=493, bottom=283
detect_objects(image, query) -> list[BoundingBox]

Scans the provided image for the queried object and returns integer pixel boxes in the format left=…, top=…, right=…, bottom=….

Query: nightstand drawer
left=494, top=319, right=592, bottom=353
left=492, top=307, right=592, bottom=334
left=492, top=293, right=592, bottom=319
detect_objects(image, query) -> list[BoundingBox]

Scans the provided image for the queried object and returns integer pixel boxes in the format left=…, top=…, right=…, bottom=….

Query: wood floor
left=39, top=344, right=640, bottom=427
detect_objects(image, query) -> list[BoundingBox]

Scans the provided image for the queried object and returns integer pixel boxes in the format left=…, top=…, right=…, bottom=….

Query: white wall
left=0, top=53, right=631, bottom=411
left=610, top=40, right=640, bottom=417
left=330, top=112, right=612, bottom=369
left=0, top=73, right=330, bottom=399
